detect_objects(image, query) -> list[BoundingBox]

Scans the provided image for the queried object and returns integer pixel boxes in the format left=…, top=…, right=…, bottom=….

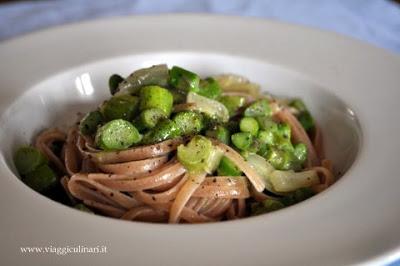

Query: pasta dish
left=14, top=64, right=334, bottom=223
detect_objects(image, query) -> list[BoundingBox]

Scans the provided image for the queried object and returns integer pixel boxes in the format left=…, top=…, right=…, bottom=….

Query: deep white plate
left=0, top=15, right=399, bottom=266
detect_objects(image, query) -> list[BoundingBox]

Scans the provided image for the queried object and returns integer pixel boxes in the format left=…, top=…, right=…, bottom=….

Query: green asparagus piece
left=231, top=132, right=253, bottom=150
left=217, top=156, right=242, bottom=176
left=173, top=111, right=204, bottom=136
left=218, top=95, right=246, bottom=116
left=101, top=94, right=139, bottom=121
left=205, top=125, right=230, bottom=144
left=289, top=99, right=315, bottom=131
left=14, top=146, right=47, bottom=175
left=139, top=108, right=167, bottom=129
left=139, top=85, right=173, bottom=116
left=23, top=164, right=57, bottom=192
left=141, top=119, right=181, bottom=144
left=177, top=135, right=223, bottom=174
left=79, top=110, right=104, bottom=135
left=198, top=77, right=221, bottom=99
left=251, top=199, right=285, bottom=215
left=169, top=66, right=200, bottom=93
left=95, top=119, right=141, bottom=150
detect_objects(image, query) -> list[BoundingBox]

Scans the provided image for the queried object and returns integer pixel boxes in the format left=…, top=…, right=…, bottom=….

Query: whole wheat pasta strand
left=132, top=174, right=187, bottom=204
left=97, top=155, right=168, bottom=175
left=92, top=162, right=186, bottom=192
left=85, top=138, right=184, bottom=164
left=193, top=176, right=250, bottom=199
left=35, top=128, right=67, bottom=173
left=83, top=200, right=126, bottom=218
left=64, top=127, right=81, bottom=176
left=69, top=174, right=140, bottom=209
left=121, top=206, right=168, bottom=222
left=169, top=173, right=207, bottom=223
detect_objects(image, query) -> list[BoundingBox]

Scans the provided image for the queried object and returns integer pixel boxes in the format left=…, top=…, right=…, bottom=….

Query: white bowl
left=0, top=15, right=399, bottom=266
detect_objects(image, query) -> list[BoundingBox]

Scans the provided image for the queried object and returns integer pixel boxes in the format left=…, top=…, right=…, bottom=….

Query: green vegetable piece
left=218, top=95, right=246, bottom=116
left=108, top=74, right=124, bottom=95
left=14, top=146, right=47, bottom=175
left=289, top=99, right=307, bottom=112
left=74, top=203, right=94, bottom=214
left=177, top=135, right=223, bottom=174
left=255, top=119, right=307, bottom=170
left=264, top=199, right=285, bottom=211
left=256, top=116, right=277, bottom=131
left=264, top=147, right=291, bottom=170
left=198, top=77, right=221, bottom=99
left=281, top=187, right=315, bottom=206
left=265, top=147, right=307, bottom=171
left=231, top=132, right=253, bottom=150
left=139, top=108, right=167, bottom=129
left=257, top=130, right=275, bottom=145
left=139, top=85, right=173, bottom=116
left=79, top=110, right=104, bottom=135
left=294, top=143, right=307, bottom=164
left=244, top=99, right=272, bottom=117
left=173, top=111, right=204, bottom=136
left=101, top=94, right=139, bottom=121
left=289, top=99, right=315, bottom=131
left=205, top=125, right=230, bottom=144
left=141, top=119, right=181, bottom=145
left=298, top=112, right=314, bottom=132
left=23, top=164, right=57, bottom=192
left=251, top=188, right=315, bottom=215
left=169, top=66, right=200, bottom=93
left=217, top=156, right=242, bottom=176
left=95, top=119, right=141, bottom=150
left=117, top=64, right=169, bottom=95
left=240, top=117, right=259, bottom=136
left=187, top=92, right=229, bottom=123
left=250, top=199, right=285, bottom=216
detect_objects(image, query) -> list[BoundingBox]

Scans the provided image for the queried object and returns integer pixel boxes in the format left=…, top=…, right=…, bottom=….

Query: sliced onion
left=269, top=169, right=319, bottom=192
left=214, top=74, right=261, bottom=98
left=187, top=92, right=229, bottom=122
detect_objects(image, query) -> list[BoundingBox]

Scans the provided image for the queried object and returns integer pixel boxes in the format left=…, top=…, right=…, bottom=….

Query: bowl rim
left=0, top=14, right=400, bottom=266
